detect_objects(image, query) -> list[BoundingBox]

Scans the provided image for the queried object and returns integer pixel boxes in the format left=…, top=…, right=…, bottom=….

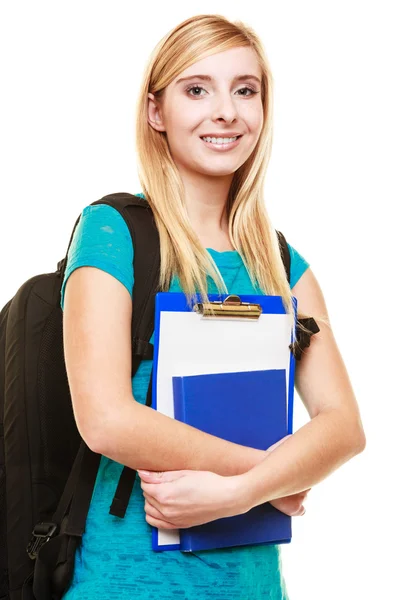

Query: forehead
left=172, top=46, right=261, bottom=85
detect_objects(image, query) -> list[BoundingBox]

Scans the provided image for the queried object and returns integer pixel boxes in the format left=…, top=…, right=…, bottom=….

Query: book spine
left=172, top=377, right=186, bottom=424
left=172, top=376, right=191, bottom=551
left=179, top=520, right=192, bottom=551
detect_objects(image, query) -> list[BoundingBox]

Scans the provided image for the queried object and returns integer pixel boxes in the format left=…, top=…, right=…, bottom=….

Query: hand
left=269, top=488, right=310, bottom=516
left=266, top=434, right=310, bottom=517
left=138, top=469, right=245, bottom=530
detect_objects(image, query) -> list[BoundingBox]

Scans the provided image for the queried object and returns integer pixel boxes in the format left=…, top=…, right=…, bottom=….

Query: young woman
left=61, top=13, right=366, bottom=599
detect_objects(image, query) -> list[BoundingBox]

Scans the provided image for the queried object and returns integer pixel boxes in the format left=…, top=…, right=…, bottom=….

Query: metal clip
left=194, top=294, right=262, bottom=320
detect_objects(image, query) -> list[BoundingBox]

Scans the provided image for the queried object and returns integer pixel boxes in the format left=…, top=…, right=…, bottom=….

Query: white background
left=1, top=2, right=398, bottom=598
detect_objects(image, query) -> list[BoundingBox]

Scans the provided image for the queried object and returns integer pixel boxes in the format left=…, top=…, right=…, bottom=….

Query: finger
left=138, top=470, right=189, bottom=483
left=145, top=513, right=177, bottom=530
left=142, top=492, right=164, bottom=514
left=137, top=470, right=164, bottom=480
left=144, top=499, right=167, bottom=520
left=140, top=481, right=167, bottom=497
left=293, top=505, right=306, bottom=517
left=140, top=481, right=172, bottom=508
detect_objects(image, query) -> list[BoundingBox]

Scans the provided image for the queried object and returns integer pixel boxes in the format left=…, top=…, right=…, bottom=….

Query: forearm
left=93, top=395, right=265, bottom=477
left=240, top=408, right=366, bottom=510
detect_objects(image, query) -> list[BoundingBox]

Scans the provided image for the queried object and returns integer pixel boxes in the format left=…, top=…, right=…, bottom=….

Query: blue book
left=172, top=369, right=292, bottom=552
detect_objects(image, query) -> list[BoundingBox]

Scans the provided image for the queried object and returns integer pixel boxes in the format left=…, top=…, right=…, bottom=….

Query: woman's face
left=148, top=46, right=264, bottom=178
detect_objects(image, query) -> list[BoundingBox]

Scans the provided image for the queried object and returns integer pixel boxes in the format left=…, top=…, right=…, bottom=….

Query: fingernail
left=137, top=470, right=150, bottom=476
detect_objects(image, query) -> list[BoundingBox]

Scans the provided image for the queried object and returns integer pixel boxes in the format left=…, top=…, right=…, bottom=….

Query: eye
left=236, top=87, right=258, bottom=97
left=185, top=85, right=258, bottom=98
left=186, top=85, right=207, bottom=97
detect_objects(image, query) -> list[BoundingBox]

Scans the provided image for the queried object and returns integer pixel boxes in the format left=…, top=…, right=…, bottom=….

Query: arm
left=236, top=267, right=367, bottom=510
left=63, top=265, right=265, bottom=477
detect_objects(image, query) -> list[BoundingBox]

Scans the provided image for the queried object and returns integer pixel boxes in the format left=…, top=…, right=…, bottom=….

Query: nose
left=211, top=90, right=240, bottom=124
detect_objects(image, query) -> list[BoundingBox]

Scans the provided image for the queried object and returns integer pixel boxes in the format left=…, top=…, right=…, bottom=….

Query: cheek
left=165, top=106, right=199, bottom=142
left=243, top=105, right=264, bottom=134
left=167, top=97, right=203, bottom=126
left=165, top=128, right=194, bottom=155
left=165, top=110, right=206, bottom=154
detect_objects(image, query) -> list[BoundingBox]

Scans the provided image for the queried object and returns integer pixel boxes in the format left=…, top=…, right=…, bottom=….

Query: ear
left=148, top=92, right=166, bottom=133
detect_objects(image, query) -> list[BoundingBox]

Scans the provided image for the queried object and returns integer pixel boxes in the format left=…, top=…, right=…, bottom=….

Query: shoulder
left=60, top=202, right=135, bottom=310
left=67, top=202, right=133, bottom=265
left=75, top=203, right=132, bottom=242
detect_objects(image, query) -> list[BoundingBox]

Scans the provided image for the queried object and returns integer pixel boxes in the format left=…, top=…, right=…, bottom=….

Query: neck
left=180, top=170, right=234, bottom=248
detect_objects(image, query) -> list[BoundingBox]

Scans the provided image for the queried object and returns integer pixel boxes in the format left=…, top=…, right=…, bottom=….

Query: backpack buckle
left=26, top=522, right=58, bottom=560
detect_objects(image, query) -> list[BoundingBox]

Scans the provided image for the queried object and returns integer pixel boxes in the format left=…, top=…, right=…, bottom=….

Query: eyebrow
left=175, top=74, right=261, bottom=86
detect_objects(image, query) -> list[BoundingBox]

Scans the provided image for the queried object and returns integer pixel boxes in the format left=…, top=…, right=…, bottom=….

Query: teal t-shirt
left=60, top=194, right=310, bottom=600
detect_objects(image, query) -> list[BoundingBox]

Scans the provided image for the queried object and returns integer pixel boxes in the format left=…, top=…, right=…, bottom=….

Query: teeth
left=202, top=136, right=239, bottom=144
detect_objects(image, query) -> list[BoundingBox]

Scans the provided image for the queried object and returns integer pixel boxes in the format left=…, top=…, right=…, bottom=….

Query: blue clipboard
left=151, top=292, right=297, bottom=552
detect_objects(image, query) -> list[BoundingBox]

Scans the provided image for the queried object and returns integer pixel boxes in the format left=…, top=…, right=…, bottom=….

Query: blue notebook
left=172, top=368, right=292, bottom=552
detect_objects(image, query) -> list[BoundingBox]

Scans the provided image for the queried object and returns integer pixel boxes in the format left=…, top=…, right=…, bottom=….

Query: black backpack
left=0, top=192, right=319, bottom=600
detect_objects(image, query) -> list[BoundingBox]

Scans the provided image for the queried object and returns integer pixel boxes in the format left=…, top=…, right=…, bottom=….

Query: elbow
left=355, top=430, right=367, bottom=454
left=329, top=408, right=367, bottom=457
left=76, top=414, right=111, bottom=456
left=348, top=422, right=366, bottom=455
left=71, top=391, right=135, bottom=456
left=353, top=415, right=367, bottom=454
left=83, top=430, right=107, bottom=456
left=78, top=399, right=134, bottom=456
left=339, top=408, right=367, bottom=455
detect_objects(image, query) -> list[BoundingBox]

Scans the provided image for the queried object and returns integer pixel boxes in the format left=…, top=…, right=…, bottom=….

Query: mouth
left=199, top=134, right=243, bottom=151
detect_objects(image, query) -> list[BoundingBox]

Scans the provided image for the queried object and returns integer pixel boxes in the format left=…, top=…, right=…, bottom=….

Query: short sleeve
left=60, top=204, right=134, bottom=311
left=287, top=242, right=310, bottom=289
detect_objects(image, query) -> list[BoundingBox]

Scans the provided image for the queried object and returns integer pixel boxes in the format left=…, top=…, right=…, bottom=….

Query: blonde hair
left=134, top=13, right=326, bottom=351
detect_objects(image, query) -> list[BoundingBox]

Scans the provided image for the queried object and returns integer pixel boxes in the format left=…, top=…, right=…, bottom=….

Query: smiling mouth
left=200, top=135, right=243, bottom=142
left=199, top=135, right=244, bottom=151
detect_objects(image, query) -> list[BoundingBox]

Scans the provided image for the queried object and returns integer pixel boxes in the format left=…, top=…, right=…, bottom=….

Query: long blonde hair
left=134, top=13, right=323, bottom=349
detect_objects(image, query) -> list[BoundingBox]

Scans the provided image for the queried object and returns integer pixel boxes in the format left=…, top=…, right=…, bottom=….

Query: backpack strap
left=91, top=194, right=162, bottom=518
left=275, top=229, right=321, bottom=359
left=78, top=194, right=161, bottom=519
left=87, top=194, right=161, bottom=519
left=90, top=193, right=161, bottom=371
left=108, top=370, right=153, bottom=518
